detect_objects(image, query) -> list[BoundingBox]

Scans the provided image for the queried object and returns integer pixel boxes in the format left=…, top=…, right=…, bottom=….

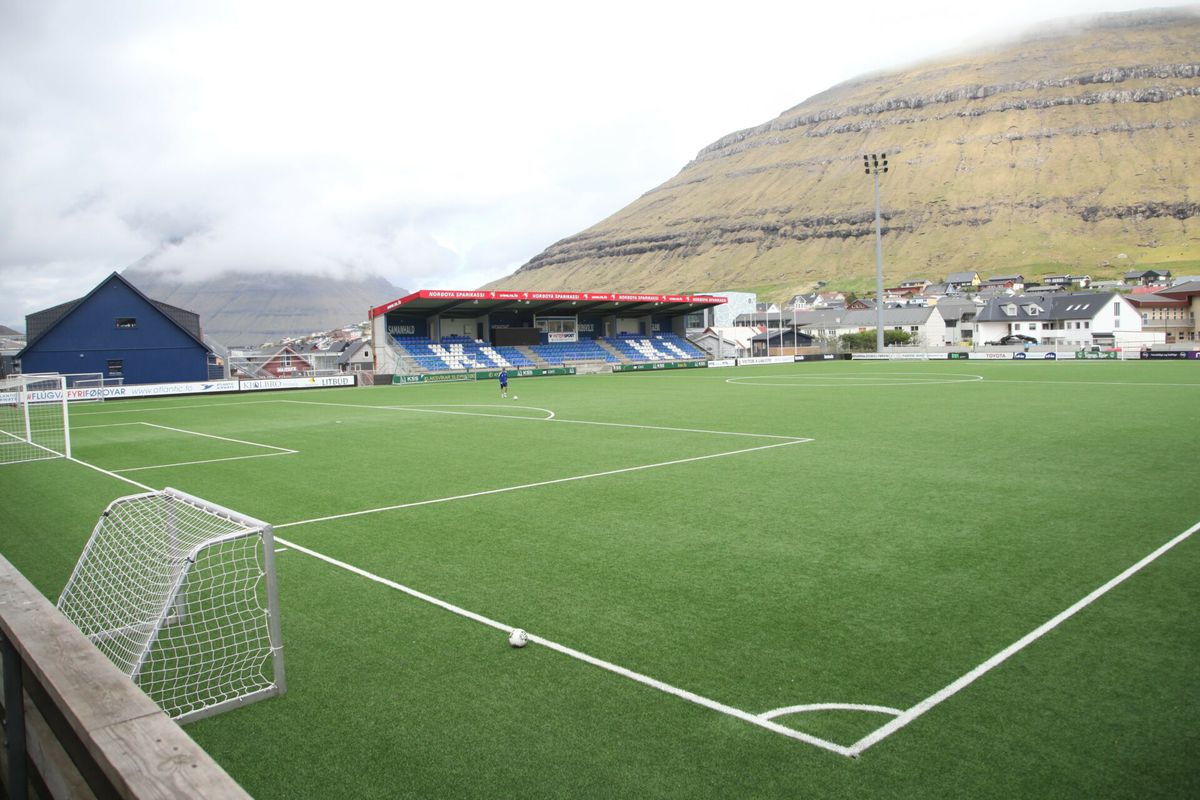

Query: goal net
left=57, top=487, right=286, bottom=723
left=0, top=374, right=71, bottom=465
left=63, top=371, right=124, bottom=403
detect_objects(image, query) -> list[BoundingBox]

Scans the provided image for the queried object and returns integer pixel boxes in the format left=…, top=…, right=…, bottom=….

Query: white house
left=338, top=339, right=375, bottom=372
left=973, top=292, right=1162, bottom=348
left=789, top=306, right=947, bottom=347
left=693, top=326, right=760, bottom=358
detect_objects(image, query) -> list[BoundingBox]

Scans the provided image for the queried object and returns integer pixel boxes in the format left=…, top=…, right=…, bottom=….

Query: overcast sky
left=0, top=0, right=1190, bottom=327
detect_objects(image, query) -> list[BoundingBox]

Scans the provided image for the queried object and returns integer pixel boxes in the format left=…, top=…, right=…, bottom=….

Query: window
left=115, top=317, right=137, bottom=328
left=106, top=359, right=123, bottom=376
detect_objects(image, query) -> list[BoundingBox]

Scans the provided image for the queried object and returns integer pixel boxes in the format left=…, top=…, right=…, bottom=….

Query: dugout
left=368, top=290, right=726, bottom=372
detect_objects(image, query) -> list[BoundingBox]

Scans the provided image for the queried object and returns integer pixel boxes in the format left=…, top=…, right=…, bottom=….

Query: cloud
left=0, top=0, right=1185, bottom=325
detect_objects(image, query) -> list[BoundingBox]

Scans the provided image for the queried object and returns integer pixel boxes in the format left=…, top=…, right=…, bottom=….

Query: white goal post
left=0, top=373, right=71, bottom=465
left=57, top=487, right=286, bottom=723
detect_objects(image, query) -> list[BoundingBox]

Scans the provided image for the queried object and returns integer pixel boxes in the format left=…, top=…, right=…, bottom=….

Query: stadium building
left=368, top=290, right=724, bottom=374
left=16, top=272, right=214, bottom=385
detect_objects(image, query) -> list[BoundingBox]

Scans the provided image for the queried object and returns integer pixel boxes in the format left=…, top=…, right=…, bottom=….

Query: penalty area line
left=276, top=439, right=809, bottom=530
left=273, top=534, right=852, bottom=757
left=848, top=517, right=1200, bottom=757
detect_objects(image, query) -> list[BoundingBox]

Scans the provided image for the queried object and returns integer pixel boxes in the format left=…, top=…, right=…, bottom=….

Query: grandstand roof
left=369, top=290, right=727, bottom=320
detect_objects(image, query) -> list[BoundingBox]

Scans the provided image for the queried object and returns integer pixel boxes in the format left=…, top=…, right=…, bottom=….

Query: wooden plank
left=0, top=556, right=252, bottom=799
left=21, top=693, right=98, bottom=800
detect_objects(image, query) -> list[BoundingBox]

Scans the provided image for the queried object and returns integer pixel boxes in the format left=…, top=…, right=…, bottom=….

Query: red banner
left=370, top=289, right=727, bottom=318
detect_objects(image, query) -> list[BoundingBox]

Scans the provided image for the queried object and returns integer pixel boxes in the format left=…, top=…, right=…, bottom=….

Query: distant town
left=3, top=269, right=1198, bottom=384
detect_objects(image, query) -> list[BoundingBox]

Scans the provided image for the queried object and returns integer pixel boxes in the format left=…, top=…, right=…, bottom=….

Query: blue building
left=17, top=272, right=212, bottom=385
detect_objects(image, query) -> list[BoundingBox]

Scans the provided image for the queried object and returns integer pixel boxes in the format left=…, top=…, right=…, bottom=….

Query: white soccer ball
left=513, top=396, right=518, bottom=400
left=508, top=628, right=528, bottom=648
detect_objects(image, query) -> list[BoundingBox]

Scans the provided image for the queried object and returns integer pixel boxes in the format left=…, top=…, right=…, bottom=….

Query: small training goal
left=0, top=373, right=71, bottom=465
left=57, top=487, right=286, bottom=723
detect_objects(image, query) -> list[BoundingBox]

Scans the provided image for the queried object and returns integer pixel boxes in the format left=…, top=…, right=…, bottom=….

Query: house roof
left=934, top=298, right=980, bottom=321
left=1125, top=293, right=1187, bottom=307
left=975, top=292, right=1119, bottom=323
left=18, top=272, right=209, bottom=360
left=752, top=328, right=815, bottom=343
left=780, top=307, right=937, bottom=329
left=1124, top=269, right=1171, bottom=279
left=1156, top=280, right=1200, bottom=299
left=946, top=271, right=978, bottom=283
left=337, top=340, right=371, bottom=364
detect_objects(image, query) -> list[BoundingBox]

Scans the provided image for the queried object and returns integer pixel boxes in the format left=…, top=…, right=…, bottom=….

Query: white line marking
left=279, top=399, right=807, bottom=441
left=847, top=518, right=1200, bottom=757
left=67, top=457, right=155, bottom=492
left=759, top=703, right=903, bottom=720
left=275, top=547, right=290, bottom=554
left=727, top=373, right=984, bottom=388
left=138, top=422, right=297, bottom=453
left=276, top=439, right=807, bottom=529
left=969, top=379, right=1200, bottom=388
left=272, top=535, right=853, bottom=757
left=112, top=451, right=295, bottom=473
left=71, top=399, right=281, bottom=417
left=366, top=402, right=557, bottom=420
left=60, top=445, right=848, bottom=754
left=80, top=421, right=299, bottom=473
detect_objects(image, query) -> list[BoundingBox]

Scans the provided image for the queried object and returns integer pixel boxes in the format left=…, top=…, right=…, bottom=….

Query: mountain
left=487, top=7, right=1200, bottom=301
left=122, top=267, right=406, bottom=346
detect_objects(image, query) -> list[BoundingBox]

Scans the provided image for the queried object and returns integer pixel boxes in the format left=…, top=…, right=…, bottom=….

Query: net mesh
left=0, top=374, right=69, bottom=464
left=58, top=489, right=284, bottom=721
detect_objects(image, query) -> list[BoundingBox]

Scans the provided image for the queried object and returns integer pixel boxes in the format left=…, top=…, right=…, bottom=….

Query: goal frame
left=58, top=487, right=286, bottom=724
left=0, top=373, right=71, bottom=464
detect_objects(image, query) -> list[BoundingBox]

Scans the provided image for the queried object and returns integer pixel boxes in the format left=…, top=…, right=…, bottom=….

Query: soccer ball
left=508, top=628, right=528, bottom=648
left=513, top=396, right=518, bottom=400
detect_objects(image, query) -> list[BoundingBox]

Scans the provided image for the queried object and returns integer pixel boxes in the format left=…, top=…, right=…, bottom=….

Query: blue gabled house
left=16, top=272, right=212, bottom=385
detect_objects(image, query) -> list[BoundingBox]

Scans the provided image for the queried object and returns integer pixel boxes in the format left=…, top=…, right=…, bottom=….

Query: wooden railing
left=0, top=555, right=252, bottom=799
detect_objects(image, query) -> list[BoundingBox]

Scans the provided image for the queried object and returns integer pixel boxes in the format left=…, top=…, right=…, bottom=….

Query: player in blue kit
left=498, top=368, right=508, bottom=399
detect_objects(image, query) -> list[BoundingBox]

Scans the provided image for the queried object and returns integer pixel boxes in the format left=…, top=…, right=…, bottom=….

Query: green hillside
left=488, top=7, right=1200, bottom=301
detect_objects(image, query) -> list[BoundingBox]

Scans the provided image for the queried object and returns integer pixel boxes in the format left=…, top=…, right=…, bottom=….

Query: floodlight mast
left=864, top=153, right=889, bottom=353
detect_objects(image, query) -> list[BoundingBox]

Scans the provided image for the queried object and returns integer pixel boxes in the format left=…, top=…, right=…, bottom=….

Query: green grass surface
left=3, top=360, right=1199, bottom=798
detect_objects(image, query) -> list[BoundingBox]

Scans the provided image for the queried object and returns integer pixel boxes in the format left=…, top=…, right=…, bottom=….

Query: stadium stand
left=393, top=335, right=535, bottom=372
left=391, top=332, right=703, bottom=372
left=602, top=333, right=706, bottom=362
left=535, top=339, right=620, bottom=365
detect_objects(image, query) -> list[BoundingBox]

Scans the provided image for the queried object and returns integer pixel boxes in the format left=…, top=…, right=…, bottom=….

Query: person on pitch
left=498, top=368, right=509, bottom=399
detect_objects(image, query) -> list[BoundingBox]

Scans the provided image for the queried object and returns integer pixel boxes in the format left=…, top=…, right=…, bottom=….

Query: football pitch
left=3, top=360, right=1199, bottom=798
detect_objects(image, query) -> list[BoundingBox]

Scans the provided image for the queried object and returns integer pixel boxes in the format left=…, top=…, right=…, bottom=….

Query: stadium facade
left=16, top=272, right=212, bottom=385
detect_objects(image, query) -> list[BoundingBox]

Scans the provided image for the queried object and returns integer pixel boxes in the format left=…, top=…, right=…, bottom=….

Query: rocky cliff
left=488, top=8, right=1200, bottom=300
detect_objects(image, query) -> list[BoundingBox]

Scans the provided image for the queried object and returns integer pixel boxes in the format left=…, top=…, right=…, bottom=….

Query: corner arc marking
left=759, top=703, right=904, bottom=721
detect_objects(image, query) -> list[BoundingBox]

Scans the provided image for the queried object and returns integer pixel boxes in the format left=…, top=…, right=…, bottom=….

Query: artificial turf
left=2, top=360, right=1198, bottom=798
